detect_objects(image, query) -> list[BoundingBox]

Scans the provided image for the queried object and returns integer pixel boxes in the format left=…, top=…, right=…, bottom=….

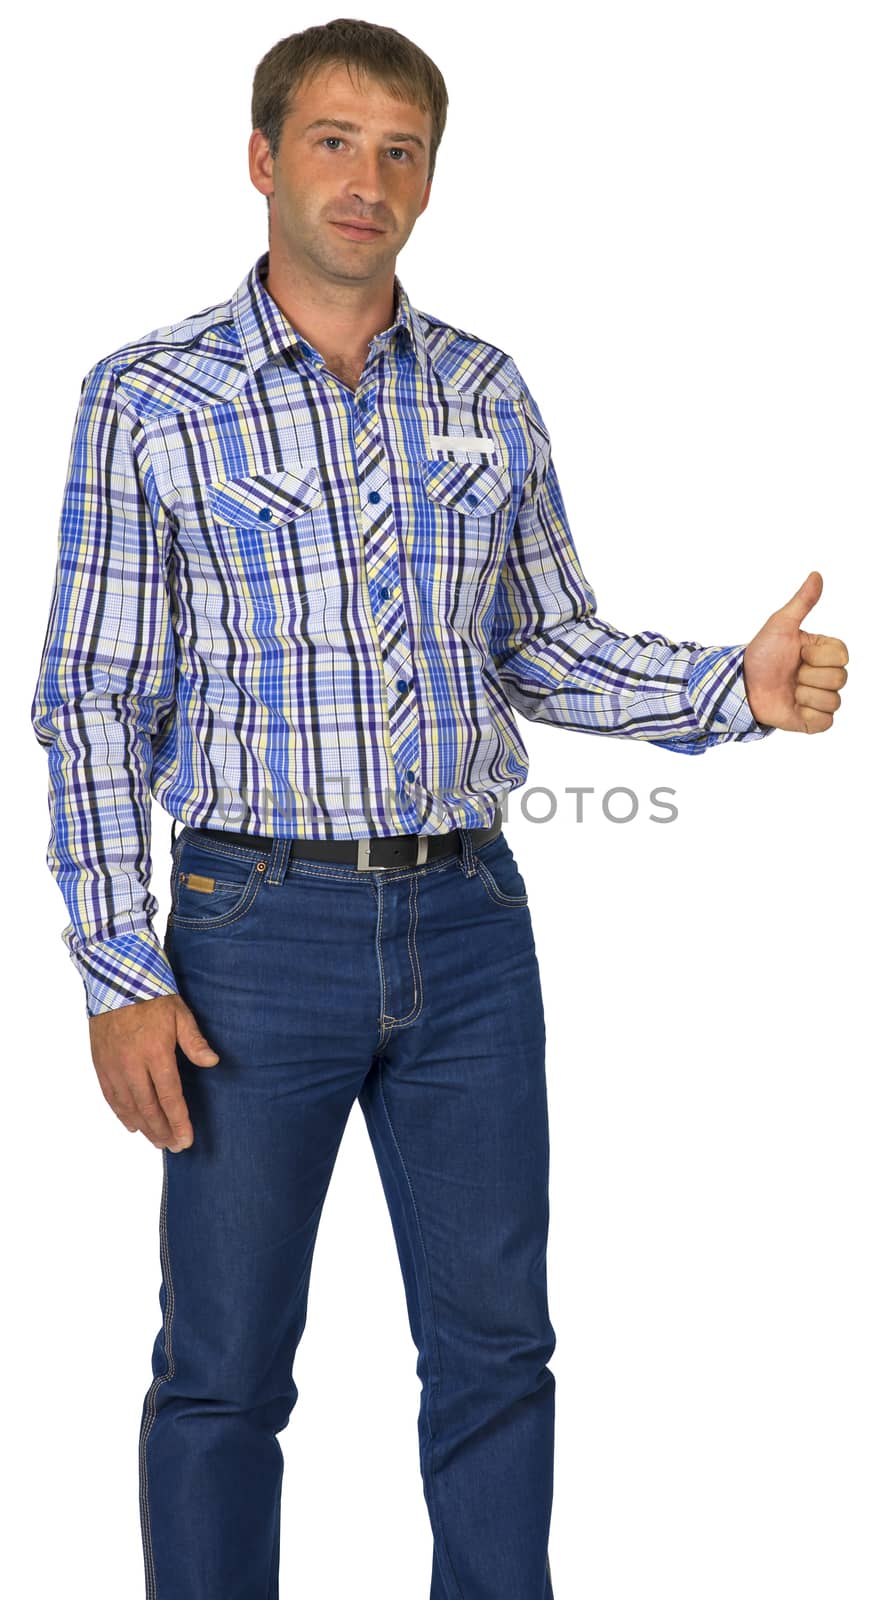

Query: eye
left=321, top=137, right=343, bottom=150
left=388, top=147, right=411, bottom=162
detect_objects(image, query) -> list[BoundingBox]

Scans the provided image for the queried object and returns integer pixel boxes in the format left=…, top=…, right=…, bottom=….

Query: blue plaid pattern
left=31, top=250, right=773, bottom=1014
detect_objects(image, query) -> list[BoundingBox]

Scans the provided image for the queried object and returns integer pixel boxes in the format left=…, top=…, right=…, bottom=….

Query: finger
left=148, top=1062, right=194, bottom=1151
left=800, top=705, right=834, bottom=733
left=780, top=570, right=823, bottom=625
left=800, top=634, right=849, bottom=667
left=125, top=1067, right=179, bottom=1150
left=797, top=664, right=848, bottom=690
left=98, top=1073, right=142, bottom=1135
left=796, top=685, right=841, bottom=713
left=175, top=1003, right=220, bottom=1068
left=106, top=1078, right=167, bottom=1147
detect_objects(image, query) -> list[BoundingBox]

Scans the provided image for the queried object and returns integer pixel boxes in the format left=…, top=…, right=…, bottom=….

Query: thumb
left=778, top=569, right=823, bottom=626
left=175, top=1002, right=220, bottom=1067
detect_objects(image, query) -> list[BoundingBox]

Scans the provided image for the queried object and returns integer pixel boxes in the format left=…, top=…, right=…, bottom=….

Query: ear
left=248, top=127, right=275, bottom=200
left=418, top=175, right=433, bottom=216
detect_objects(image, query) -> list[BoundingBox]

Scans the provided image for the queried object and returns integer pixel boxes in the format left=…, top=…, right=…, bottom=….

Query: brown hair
left=251, top=17, right=448, bottom=186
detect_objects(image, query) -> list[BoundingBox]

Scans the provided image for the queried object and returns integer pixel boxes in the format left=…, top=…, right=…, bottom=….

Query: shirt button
left=379, top=586, right=390, bottom=600
left=396, top=678, right=409, bottom=692
left=259, top=507, right=272, bottom=522
left=465, top=493, right=479, bottom=508
left=368, top=491, right=382, bottom=505
left=406, top=770, right=416, bottom=782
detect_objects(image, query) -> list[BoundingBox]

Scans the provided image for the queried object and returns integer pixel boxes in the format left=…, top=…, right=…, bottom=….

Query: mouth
left=330, top=220, right=385, bottom=240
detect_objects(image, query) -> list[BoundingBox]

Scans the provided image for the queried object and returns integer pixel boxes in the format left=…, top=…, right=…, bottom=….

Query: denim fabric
left=138, top=822, right=557, bottom=1599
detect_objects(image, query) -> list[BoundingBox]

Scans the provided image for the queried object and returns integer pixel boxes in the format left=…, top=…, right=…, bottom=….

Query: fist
left=743, top=571, right=849, bottom=734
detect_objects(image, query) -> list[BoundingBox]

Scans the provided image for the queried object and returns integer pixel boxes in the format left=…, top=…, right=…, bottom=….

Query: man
left=30, top=18, right=849, bottom=1600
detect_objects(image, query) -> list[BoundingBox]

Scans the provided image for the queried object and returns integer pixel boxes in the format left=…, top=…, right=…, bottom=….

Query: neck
left=262, top=249, right=397, bottom=369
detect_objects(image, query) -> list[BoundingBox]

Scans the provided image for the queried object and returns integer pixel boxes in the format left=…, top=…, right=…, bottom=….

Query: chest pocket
left=421, top=458, right=512, bottom=519
left=208, top=464, right=322, bottom=528
left=206, top=465, right=326, bottom=605
left=418, top=458, right=514, bottom=625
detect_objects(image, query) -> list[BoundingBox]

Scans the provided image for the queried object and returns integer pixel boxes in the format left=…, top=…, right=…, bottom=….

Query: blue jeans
left=139, top=821, right=557, bottom=1599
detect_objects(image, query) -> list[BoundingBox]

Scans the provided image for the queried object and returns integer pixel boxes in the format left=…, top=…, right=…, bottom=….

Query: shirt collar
left=232, top=250, right=429, bottom=376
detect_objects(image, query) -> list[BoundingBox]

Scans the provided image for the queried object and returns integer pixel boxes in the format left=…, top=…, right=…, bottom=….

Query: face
left=249, top=62, right=434, bottom=286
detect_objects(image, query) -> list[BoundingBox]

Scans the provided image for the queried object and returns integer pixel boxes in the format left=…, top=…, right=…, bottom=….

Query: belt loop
left=458, top=824, right=478, bottom=877
left=264, top=834, right=291, bottom=886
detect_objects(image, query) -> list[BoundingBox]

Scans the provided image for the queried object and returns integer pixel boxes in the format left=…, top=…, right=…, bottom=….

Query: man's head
left=249, top=18, right=448, bottom=288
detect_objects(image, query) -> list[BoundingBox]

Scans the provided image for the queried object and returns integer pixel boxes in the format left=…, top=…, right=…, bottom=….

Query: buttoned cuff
left=66, top=928, right=180, bottom=1017
left=686, top=643, right=776, bottom=743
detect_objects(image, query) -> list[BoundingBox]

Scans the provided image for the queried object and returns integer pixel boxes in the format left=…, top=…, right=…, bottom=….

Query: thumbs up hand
left=741, top=571, right=849, bottom=734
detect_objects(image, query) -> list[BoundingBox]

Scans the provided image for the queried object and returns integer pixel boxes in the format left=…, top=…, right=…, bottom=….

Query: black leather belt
left=183, top=806, right=502, bottom=871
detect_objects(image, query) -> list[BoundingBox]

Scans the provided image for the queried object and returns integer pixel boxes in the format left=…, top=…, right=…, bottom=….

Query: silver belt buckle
left=356, top=835, right=429, bottom=871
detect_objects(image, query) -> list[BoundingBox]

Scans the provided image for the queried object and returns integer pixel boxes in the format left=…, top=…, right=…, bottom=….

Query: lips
left=331, top=220, right=384, bottom=235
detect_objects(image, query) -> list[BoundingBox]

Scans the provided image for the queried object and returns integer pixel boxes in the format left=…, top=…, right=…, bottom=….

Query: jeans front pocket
left=473, top=834, right=530, bottom=909
left=168, top=835, right=265, bottom=930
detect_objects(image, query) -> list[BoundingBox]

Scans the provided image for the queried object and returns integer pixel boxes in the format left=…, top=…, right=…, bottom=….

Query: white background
left=5, top=2, right=884, bottom=1595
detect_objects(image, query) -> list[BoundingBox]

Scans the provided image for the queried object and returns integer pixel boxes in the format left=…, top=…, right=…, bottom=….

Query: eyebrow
left=302, top=117, right=427, bottom=153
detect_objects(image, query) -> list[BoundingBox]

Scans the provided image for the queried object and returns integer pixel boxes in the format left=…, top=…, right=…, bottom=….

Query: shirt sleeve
left=30, top=361, right=181, bottom=1017
left=489, top=366, right=777, bottom=754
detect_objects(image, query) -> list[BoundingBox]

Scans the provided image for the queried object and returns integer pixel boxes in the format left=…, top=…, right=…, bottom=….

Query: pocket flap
left=208, top=465, right=321, bottom=529
left=421, top=459, right=512, bottom=516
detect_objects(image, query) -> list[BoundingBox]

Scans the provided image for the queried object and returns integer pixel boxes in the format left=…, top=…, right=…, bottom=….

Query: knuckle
left=155, top=1085, right=185, bottom=1108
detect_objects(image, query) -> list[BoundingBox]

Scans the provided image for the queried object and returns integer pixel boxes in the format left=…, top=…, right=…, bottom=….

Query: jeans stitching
left=285, top=853, right=461, bottom=885
left=379, top=870, right=424, bottom=1029
left=458, top=823, right=478, bottom=876
left=474, top=856, right=529, bottom=908
left=177, top=875, right=252, bottom=896
left=374, top=879, right=392, bottom=1049
left=138, top=1148, right=176, bottom=1600
left=175, top=828, right=270, bottom=866
left=374, top=1072, right=466, bottom=1600
left=167, top=865, right=263, bottom=930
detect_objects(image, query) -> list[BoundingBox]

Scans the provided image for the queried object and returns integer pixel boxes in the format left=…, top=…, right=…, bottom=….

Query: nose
left=346, top=151, right=386, bottom=208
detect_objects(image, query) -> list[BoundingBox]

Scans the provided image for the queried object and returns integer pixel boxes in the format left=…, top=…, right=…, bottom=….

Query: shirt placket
left=351, top=345, right=421, bottom=816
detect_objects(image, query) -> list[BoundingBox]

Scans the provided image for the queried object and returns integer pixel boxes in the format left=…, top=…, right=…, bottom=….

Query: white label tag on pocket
left=425, top=434, right=497, bottom=453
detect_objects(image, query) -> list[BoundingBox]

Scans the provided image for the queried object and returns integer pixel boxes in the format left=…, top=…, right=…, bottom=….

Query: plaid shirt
left=30, top=249, right=774, bottom=1016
